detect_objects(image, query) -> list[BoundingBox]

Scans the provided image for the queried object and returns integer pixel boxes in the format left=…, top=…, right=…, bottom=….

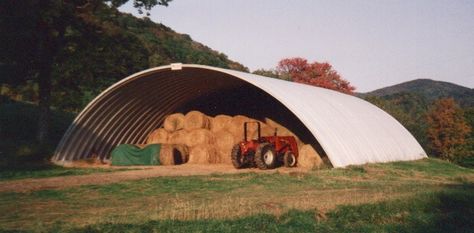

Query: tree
left=276, top=57, right=355, bottom=94
left=252, top=69, right=281, bottom=80
left=0, top=0, right=171, bottom=146
left=426, top=98, right=471, bottom=160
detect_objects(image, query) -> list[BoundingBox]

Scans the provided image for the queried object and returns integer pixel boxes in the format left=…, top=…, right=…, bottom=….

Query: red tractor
left=231, top=122, right=298, bottom=169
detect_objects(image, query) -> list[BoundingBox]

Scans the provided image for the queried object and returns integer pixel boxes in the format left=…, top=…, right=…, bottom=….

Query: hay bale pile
left=159, top=144, right=189, bottom=165
left=145, top=110, right=324, bottom=169
left=298, top=144, right=324, bottom=169
left=184, top=110, right=210, bottom=130
left=163, top=113, right=184, bottom=132
left=146, top=128, right=168, bottom=144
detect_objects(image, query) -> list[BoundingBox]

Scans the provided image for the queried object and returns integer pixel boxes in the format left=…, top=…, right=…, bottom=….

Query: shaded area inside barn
left=176, top=84, right=327, bottom=158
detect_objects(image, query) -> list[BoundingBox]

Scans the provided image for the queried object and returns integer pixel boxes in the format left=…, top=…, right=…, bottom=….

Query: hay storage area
left=146, top=128, right=168, bottom=144
left=159, top=144, right=189, bottom=166
left=142, top=110, right=325, bottom=169
left=163, top=113, right=185, bottom=132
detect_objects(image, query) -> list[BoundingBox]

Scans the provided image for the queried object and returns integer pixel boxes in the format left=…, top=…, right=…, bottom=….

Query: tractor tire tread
left=283, top=151, right=296, bottom=167
left=231, top=144, right=244, bottom=169
left=255, top=143, right=276, bottom=170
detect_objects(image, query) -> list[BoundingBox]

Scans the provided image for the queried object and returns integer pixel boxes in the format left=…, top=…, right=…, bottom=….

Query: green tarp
left=111, top=144, right=161, bottom=166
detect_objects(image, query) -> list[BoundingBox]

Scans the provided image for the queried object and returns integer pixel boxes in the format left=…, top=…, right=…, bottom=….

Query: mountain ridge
left=360, top=79, right=474, bottom=107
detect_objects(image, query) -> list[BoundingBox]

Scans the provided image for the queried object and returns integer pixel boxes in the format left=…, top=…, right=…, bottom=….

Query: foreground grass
left=11, top=189, right=472, bottom=233
left=0, top=158, right=473, bottom=232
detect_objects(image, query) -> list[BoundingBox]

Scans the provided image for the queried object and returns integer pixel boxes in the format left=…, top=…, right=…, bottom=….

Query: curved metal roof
left=52, top=64, right=427, bottom=167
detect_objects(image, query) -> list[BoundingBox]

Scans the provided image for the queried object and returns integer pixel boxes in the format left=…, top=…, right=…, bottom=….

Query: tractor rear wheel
left=283, top=151, right=296, bottom=167
left=231, top=144, right=244, bottom=169
left=255, top=143, right=276, bottom=169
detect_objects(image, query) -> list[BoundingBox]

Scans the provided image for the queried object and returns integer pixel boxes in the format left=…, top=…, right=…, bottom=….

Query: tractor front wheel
left=283, top=151, right=297, bottom=167
left=255, top=143, right=276, bottom=169
left=231, top=144, right=244, bottom=169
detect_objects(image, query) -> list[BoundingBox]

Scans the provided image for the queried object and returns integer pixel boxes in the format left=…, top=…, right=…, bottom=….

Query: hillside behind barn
left=359, top=79, right=474, bottom=108
left=360, top=79, right=474, bottom=167
left=1, top=3, right=247, bottom=112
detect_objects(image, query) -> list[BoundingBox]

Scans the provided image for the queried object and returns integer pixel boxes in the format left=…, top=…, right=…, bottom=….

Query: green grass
left=0, top=158, right=473, bottom=232
left=456, top=156, right=474, bottom=168
left=378, top=158, right=472, bottom=176
left=3, top=188, right=472, bottom=233
left=0, top=164, right=132, bottom=181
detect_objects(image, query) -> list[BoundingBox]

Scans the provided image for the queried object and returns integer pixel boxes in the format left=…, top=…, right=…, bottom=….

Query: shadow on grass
left=0, top=163, right=124, bottom=181
left=429, top=186, right=474, bottom=233
left=0, top=163, right=58, bottom=180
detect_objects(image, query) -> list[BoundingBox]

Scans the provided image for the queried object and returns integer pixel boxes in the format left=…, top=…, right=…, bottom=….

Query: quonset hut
left=52, top=64, right=427, bottom=168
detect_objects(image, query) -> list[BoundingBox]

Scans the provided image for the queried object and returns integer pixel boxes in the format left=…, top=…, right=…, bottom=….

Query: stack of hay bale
left=146, top=110, right=324, bottom=169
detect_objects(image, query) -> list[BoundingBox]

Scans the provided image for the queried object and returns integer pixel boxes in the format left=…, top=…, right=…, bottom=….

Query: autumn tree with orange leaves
left=426, top=98, right=471, bottom=160
left=276, top=57, right=355, bottom=94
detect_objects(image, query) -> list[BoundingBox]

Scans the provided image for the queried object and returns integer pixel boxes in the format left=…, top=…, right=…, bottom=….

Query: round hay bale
left=210, top=115, right=232, bottom=133
left=185, top=129, right=214, bottom=147
left=216, top=149, right=232, bottom=164
left=188, top=144, right=218, bottom=164
left=159, top=144, right=175, bottom=165
left=163, top=113, right=185, bottom=132
left=227, top=115, right=250, bottom=142
left=168, top=130, right=188, bottom=145
left=172, top=144, right=189, bottom=164
left=184, top=111, right=210, bottom=130
left=298, top=144, right=323, bottom=169
left=214, top=130, right=235, bottom=151
left=147, top=128, right=168, bottom=144
left=159, top=144, right=189, bottom=165
left=214, top=130, right=235, bottom=164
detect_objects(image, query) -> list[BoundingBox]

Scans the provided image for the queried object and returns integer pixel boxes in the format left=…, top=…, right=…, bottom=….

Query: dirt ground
left=0, top=164, right=308, bottom=193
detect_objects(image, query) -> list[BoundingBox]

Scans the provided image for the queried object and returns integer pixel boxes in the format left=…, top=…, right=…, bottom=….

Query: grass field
left=0, top=158, right=473, bottom=232
left=0, top=164, right=135, bottom=181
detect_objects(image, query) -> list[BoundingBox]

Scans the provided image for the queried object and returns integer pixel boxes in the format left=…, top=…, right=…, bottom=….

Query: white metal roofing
left=52, top=64, right=427, bottom=167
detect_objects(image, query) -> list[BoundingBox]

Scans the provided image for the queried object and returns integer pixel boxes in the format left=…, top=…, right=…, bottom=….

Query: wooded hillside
left=1, top=3, right=247, bottom=112
left=360, top=79, right=474, bottom=108
left=362, top=80, right=473, bottom=166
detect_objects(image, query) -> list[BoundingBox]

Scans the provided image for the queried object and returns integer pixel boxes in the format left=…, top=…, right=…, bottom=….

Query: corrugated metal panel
left=52, top=64, right=427, bottom=167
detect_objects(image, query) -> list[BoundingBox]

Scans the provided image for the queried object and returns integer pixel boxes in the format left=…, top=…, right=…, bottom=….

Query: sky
left=119, top=0, right=474, bottom=92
